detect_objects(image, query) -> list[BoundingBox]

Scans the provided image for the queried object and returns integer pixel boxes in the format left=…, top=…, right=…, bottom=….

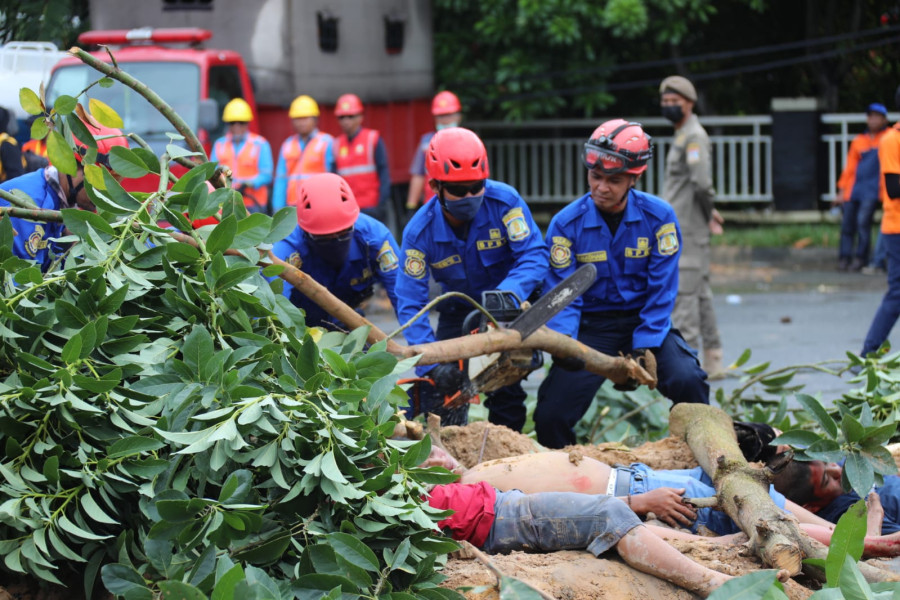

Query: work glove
left=613, top=348, right=658, bottom=391
left=552, top=354, right=585, bottom=372
left=430, top=362, right=470, bottom=398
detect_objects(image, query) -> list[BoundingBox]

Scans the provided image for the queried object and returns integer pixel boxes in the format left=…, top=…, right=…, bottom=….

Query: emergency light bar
left=78, top=28, right=212, bottom=46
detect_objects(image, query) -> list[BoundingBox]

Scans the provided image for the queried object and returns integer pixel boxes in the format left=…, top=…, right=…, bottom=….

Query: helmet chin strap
left=65, top=174, right=84, bottom=209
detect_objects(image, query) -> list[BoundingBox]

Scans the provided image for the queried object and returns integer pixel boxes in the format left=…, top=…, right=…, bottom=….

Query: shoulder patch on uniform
left=288, top=252, right=303, bottom=269
left=686, top=142, right=701, bottom=165
left=502, top=207, right=530, bottom=242
left=377, top=241, right=398, bottom=272
left=26, top=224, right=47, bottom=258
left=656, top=223, right=679, bottom=256
left=404, top=249, right=426, bottom=279
left=550, top=237, right=573, bottom=269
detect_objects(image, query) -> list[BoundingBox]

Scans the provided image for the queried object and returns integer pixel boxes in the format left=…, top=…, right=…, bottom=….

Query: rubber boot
left=703, top=347, right=726, bottom=380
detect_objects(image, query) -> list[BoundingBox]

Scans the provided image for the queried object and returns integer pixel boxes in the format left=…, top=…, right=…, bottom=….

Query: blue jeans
left=483, top=489, right=642, bottom=556
left=627, top=464, right=787, bottom=535
left=862, top=233, right=900, bottom=355
left=535, top=314, right=709, bottom=449
left=840, top=197, right=879, bottom=261
left=872, top=231, right=887, bottom=269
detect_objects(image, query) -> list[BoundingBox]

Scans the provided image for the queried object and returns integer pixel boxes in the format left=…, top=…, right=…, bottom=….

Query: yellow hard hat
left=222, top=98, right=254, bottom=123
left=290, top=95, right=320, bottom=118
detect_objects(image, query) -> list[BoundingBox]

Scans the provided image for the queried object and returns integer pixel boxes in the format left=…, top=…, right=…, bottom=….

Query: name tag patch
left=430, top=254, right=462, bottom=269
left=625, top=237, right=650, bottom=259
left=575, top=250, right=607, bottom=263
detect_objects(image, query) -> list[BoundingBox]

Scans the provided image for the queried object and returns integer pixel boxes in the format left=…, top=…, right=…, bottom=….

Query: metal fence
left=470, top=113, right=898, bottom=206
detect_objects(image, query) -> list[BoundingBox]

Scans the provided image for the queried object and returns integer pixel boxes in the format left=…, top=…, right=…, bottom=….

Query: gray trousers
left=482, top=489, right=642, bottom=557
left=673, top=266, right=721, bottom=352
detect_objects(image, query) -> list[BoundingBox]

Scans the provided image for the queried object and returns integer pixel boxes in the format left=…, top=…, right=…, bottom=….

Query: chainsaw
left=404, top=263, right=597, bottom=422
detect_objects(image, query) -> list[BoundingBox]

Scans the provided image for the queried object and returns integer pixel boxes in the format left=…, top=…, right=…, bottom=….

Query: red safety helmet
left=582, top=119, right=652, bottom=176
left=295, top=173, right=360, bottom=235
left=425, top=127, right=489, bottom=182
left=431, top=91, right=461, bottom=116
left=73, top=119, right=128, bottom=168
left=334, top=93, right=364, bottom=117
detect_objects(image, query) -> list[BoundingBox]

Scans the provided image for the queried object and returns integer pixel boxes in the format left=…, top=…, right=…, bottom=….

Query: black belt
left=584, top=309, right=642, bottom=320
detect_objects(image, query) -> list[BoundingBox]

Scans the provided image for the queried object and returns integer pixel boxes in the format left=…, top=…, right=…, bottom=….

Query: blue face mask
left=443, top=193, right=484, bottom=222
left=435, top=122, right=459, bottom=131
left=307, top=231, right=353, bottom=269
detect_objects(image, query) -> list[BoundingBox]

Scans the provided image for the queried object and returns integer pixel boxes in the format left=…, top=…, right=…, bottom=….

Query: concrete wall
left=88, top=0, right=433, bottom=106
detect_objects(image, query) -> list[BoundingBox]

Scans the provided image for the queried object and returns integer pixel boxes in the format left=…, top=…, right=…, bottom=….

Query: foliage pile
left=0, top=87, right=462, bottom=598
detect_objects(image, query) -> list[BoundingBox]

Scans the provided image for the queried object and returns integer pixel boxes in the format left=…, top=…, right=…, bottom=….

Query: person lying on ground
left=424, top=447, right=900, bottom=557
left=423, top=463, right=773, bottom=597
left=772, top=458, right=896, bottom=536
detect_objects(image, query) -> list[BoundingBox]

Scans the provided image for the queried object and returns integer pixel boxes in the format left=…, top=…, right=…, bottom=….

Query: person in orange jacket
left=836, top=103, right=890, bottom=272
left=333, top=94, right=391, bottom=223
left=210, top=98, right=273, bottom=214
left=273, top=95, right=335, bottom=211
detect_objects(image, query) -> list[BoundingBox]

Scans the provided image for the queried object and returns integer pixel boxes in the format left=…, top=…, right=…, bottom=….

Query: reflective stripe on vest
left=214, top=133, right=269, bottom=209
left=285, top=133, right=330, bottom=207
left=335, top=128, right=380, bottom=209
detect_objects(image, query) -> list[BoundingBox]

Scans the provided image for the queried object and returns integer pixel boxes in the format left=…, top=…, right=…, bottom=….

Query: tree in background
left=0, top=0, right=89, bottom=48
left=434, top=0, right=900, bottom=120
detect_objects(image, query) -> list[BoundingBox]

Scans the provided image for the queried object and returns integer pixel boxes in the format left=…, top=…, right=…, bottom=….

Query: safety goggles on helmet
left=75, top=146, right=112, bottom=169
left=440, top=179, right=485, bottom=198
left=581, top=122, right=652, bottom=174
left=307, top=226, right=354, bottom=243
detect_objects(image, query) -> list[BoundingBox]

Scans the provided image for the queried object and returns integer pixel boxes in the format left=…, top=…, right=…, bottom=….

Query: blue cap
left=867, top=103, right=888, bottom=116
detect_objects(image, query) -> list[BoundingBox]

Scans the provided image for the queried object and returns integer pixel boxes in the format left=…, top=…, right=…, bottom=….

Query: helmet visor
left=582, top=142, right=630, bottom=174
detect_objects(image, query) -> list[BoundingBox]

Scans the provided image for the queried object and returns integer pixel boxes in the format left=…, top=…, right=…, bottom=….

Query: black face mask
left=307, top=232, right=353, bottom=269
left=661, top=105, right=684, bottom=124
left=64, top=174, right=84, bottom=209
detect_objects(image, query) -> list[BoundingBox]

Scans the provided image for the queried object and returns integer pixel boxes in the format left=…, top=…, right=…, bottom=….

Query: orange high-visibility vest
left=213, top=132, right=270, bottom=210
left=880, top=123, right=900, bottom=234
left=335, top=128, right=381, bottom=209
left=283, top=132, right=331, bottom=207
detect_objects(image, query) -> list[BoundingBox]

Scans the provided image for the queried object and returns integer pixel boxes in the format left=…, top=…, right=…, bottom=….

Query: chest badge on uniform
left=339, top=146, right=349, bottom=158
left=656, top=223, right=679, bottom=256
left=550, top=236, right=572, bottom=269
left=404, top=249, right=426, bottom=279
left=502, top=207, right=530, bottom=242
left=625, top=237, right=650, bottom=259
left=288, top=252, right=303, bottom=269
left=377, top=241, right=399, bottom=272
left=25, top=224, right=47, bottom=258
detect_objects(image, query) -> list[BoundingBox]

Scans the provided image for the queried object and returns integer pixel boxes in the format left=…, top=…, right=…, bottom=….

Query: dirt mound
left=440, top=421, right=541, bottom=468
left=567, top=436, right=699, bottom=471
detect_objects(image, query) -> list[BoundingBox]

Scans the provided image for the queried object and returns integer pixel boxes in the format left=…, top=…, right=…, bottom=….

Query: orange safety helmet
left=582, top=119, right=652, bottom=176
left=73, top=119, right=128, bottom=168
left=431, top=91, right=461, bottom=116
left=295, top=173, right=360, bottom=235
left=425, top=127, right=489, bottom=182
left=334, top=93, right=364, bottom=117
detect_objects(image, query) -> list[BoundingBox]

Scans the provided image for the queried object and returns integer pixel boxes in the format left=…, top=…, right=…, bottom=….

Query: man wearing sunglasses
left=333, top=94, right=391, bottom=223
left=395, top=127, right=548, bottom=428
left=0, top=118, right=127, bottom=271
left=534, top=119, right=709, bottom=449
left=272, top=173, right=401, bottom=329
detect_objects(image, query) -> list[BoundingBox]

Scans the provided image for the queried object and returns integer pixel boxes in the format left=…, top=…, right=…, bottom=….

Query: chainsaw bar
left=507, top=263, right=597, bottom=340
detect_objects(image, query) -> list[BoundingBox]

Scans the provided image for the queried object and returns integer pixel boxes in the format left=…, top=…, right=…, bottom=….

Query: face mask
left=661, top=105, right=684, bottom=124
left=308, top=234, right=353, bottom=269
left=64, top=174, right=84, bottom=209
left=442, top=193, right=483, bottom=222
left=435, top=122, right=459, bottom=131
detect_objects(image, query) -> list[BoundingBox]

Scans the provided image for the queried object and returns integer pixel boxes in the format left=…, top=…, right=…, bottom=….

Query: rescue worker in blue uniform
left=535, top=120, right=708, bottom=449
left=272, top=172, right=401, bottom=329
left=395, top=127, right=549, bottom=428
left=0, top=120, right=127, bottom=271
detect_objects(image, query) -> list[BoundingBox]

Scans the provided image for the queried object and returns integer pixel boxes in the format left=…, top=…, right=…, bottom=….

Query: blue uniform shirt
left=272, top=213, right=401, bottom=328
left=0, top=168, right=65, bottom=271
left=395, top=179, right=548, bottom=354
left=544, top=188, right=682, bottom=349
left=409, top=132, right=434, bottom=176
left=818, top=475, right=900, bottom=535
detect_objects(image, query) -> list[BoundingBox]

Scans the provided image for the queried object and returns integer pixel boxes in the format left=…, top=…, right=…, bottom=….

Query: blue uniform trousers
left=862, top=233, right=900, bottom=355
left=535, top=313, right=709, bottom=449
left=840, top=197, right=879, bottom=262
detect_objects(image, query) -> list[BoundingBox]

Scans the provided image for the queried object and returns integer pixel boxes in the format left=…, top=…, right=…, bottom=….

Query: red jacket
left=427, top=481, right=496, bottom=547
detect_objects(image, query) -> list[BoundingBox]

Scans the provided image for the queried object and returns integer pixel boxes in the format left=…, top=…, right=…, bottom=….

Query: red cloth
left=428, top=482, right=496, bottom=547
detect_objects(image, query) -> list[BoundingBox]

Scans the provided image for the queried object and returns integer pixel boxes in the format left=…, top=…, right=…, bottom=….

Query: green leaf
left=401, top=436, right=433, bottom=469
left=61, top=333, right=83, bottom=364
left=101, top=563, right=153, bottom=600
left=182, top=325, right=214, bottom=373
left=55, top=299, right=88, bottom=328
left=730, top=348, right=752, bottom=368
left=107, top=436, right=165, bottom=459
left=53, top=95, right=78, bottom=116
left=844, top=454, right=874, bottom=499
left=794, top=394, right=838, bottom=438
left=108, top=146, right=151, bottom=179
left=99, top=77, right=114, bottom=88
left=743, top=361, right=771, bottom=375
left=30, top=115, right=48, bottom=140
left=841, top=414, right=865, bottom=444
left=42, top=455, right=59, bottom=484
left=836, top=554, right=872, bottom=600
left=47, top=130, right=77, bottom=175
left=326, top=532, right=380, bottom=573
left=157, top=580, right=208, bottom=600
left=706, top=570, right=784, bottom=600
left=499, top=574, right=557, bottom=599
left=825, top=499, right=866, bottom=585
left=61, top=208, right=117, bottom=237
left=206, top=215, right=237, bottom=254
left=266, top=207, right=299, bottom=243
left=772, top=429, right=820, bottom=448
left=232, top=530, right=291, bottom=565
left=19, top=87, right=44, bottom=115
left=211, top=564, right=244, bottom=600
left=806, top=439, right=845, bottom=463
left=81, top=493, right=118, bottom=525
left=167, top=144, right=203, bottom=159
left=57, top=513, right=112, bottom=541
left=233, top=213, right=270, bottom=247
left=166, top=242, right=202, bottom=263
left=215, top=265, right=259, bottom=291
left=89, top=98, right=124, bottom=128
